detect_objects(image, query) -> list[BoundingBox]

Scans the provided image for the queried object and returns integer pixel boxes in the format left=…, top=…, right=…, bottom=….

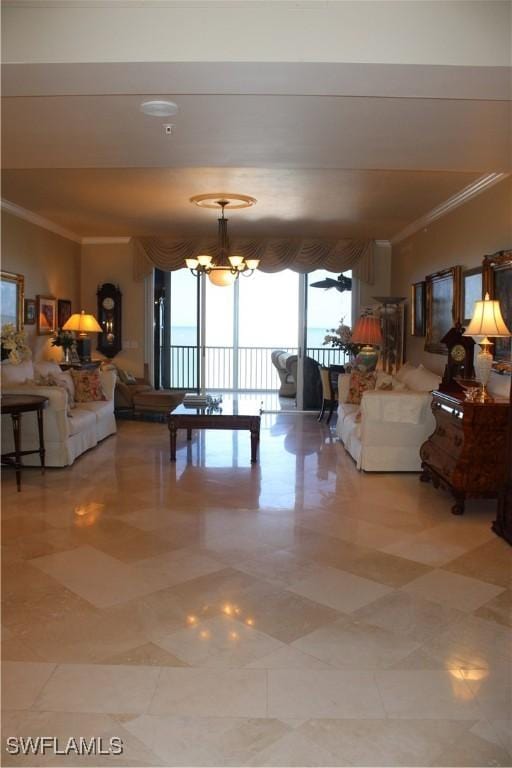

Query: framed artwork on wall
left=1, top=271, right=24, bottom=330
left=462, top=267, right=483, bottom=326
left=36, top=295, right=57, bottom=335
left=411, top=281, right=426, bottom=336
left=483, top=249, right=512, bottom=371
left=24, top=298, right=36, bottom=325
left=425, top=266, right=462, bottom=354
left=57, top=299, right=72, bottom=329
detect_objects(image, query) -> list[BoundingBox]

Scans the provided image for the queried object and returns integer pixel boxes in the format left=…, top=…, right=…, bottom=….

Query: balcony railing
left=164, top=345, right=348, bottom=391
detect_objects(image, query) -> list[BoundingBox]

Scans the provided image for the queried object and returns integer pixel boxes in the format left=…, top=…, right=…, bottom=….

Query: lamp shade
left=63, top=310, right=102, bottom=333
left=351, top=316, right=383, bottom=346
left=463, top=293, right=511, bottom=338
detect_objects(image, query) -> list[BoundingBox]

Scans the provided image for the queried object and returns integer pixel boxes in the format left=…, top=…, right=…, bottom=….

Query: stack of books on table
left=183, top=393, right=222, bottom=408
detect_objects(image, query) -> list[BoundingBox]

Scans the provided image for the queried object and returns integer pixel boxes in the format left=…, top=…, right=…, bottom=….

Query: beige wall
left=391, top=176, right=512, bottom=393
left=356, top=241, right=392, bottom=320
left=1, top=210, right=81, bottom=361
left=80, top=241, right=146, bottom=377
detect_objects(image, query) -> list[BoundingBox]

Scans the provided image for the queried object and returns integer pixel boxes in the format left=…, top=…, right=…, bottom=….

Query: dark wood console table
left=420, top=390, right=509, bottom=515
left=1, top=394, right=48, bottom=491
left=168, top=399, right=261, bottom=463
left=493, top=377, right=512, bottom=544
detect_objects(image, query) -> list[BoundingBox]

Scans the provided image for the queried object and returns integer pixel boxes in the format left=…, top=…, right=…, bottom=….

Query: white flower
left=1, top=323, right=31, bottom=365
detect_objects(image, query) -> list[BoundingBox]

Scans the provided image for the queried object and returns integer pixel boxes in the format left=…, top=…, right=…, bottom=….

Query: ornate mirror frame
left=425, top=266, right=462, bottom=354
left=483, top=249, right=512, bottom=373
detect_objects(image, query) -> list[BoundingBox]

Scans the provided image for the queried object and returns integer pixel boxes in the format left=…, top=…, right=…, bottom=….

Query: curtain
left=134, top=237, right=374, bottom=284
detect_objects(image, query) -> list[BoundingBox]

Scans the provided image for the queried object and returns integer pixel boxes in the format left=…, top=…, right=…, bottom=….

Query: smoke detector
left=140, top=100, right=178, bottom=117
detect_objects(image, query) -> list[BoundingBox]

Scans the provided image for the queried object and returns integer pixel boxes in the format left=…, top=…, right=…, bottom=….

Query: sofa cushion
left=405, top=364, right=440, bottom=393
left=395, top=362, right=416, bottom=384
left=1, top=360, right=34, bottom=387
left=34, top=361, right=62, bottom=378
left=68, top=407, right=96, bottom=436
left=79, top=400, right=114, bottom=421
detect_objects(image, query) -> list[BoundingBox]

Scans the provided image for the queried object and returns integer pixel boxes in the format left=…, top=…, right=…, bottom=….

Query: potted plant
left=51, top=328, right=75, bottom=364
left=1, top=324, right=31, bottom=364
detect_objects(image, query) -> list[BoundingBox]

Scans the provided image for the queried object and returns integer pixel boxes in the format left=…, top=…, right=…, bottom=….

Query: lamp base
left=76, top=336, right=91, bottom=363
left=475, top=384, right=494, bottom=403
left=354, top=345, right=379, bottom=373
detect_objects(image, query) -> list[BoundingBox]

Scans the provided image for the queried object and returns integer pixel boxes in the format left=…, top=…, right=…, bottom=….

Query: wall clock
left=439, top=322, right=475, bottom=392
left=97, top=283, right=122, bottom=358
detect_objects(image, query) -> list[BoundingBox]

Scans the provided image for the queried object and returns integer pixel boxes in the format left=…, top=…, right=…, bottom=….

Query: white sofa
left=1, top=360, right=116, bottom=467
left=335, top=363, right=439, bottom=472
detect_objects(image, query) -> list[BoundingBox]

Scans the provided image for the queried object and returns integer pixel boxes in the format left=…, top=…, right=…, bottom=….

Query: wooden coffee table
left=168, top=399, right=262, bottom=463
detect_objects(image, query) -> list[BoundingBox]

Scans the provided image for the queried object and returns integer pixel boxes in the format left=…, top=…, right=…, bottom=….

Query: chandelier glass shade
left=185, top=196, right=259, bottom=285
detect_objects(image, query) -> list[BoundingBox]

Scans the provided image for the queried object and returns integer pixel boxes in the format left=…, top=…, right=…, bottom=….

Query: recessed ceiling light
left=140, top=100, right=178, bottom=117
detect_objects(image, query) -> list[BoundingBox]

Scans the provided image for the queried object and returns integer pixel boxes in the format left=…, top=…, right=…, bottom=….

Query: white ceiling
left=1, top=3, right=510, bottom=241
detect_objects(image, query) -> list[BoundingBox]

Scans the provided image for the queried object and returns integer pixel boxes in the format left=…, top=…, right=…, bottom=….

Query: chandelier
left=185, top=194, right=260, bottom=287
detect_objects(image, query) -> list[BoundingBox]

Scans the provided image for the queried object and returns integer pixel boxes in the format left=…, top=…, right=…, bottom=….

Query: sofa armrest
left=2, top=384, right=68, bottom=411
left=337, top=373, right=351, bottom=404
left=2, top=384, right=70, bottom=441
left=361, top=390, right=432, bottom=425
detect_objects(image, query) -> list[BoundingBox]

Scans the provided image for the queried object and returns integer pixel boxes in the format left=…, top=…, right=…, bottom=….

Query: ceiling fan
left=310, top=273, right=352, bottom=293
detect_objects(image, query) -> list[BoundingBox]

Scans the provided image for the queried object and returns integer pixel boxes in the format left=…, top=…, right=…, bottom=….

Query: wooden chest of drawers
left=420, top=390, right=510, bottom=516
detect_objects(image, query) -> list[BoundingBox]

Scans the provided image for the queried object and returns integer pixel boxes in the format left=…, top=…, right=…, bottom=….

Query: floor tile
left=149, top=668, right=267, bottom=717
left=34, top=664, right=160, bottom=714
left=299, top=718, right=472, bottom=766
left=375, top=670, right=482, bottom=719
left=287, top=565, right=392, bottom=613
left=244, top=729, right=338, bottom=767
left=292, top=615, right=421, bottom=669
left=431, top=728, right=512, bottom=766
left=352, top=590, right=464, bottom=642
left=267, top=669, right=385, bottom=719
left=124, top=714, right=289, bottom=766
left=401, top=569, right=505, bottom=612
left=474, top=589, right=512, bottom=628
left=461, top=664, right=512, bottom=722
left=155, top=614, right=284, bottom=668
left=443, top=538, right=512, bottom=589
left=1, top=661, right=56, bottom=709
left=246, top=645, right=333, bottom=669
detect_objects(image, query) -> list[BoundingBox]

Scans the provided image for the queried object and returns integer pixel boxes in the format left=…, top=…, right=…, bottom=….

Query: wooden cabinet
left=493, top=378, right=512, bottom=544
left=420, top=390, right=509, bottom=516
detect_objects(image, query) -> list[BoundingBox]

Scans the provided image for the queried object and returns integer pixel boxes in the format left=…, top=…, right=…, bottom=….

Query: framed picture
left=36, top=295, right=57, bottom=335
left=425, top=266, right=462, bottom=354
left=58, top=299, right=72, bottom=329
left=483, top=249, right=512, bottom=370
left=24, top=298, right=36, bottom=325
left=462, top=267, right=483, bottom=326
left=411, top=281, right=426, bottom=336
left=1, top=271, right=24, bottom=330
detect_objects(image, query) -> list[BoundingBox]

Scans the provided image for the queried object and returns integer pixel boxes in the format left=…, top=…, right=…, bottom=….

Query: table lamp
left=63, top=310, right=102, bottom=362
left=351, top=315, right=383, bottom=371
left=463, top=292, right=511, bottom=402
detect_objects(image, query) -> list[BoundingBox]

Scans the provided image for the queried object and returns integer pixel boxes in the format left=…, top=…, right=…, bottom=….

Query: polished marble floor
left=1, top=413, right=511, bottom=766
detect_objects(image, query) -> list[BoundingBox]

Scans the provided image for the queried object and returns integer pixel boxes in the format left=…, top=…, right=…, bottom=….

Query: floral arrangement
left=51, top=329, right=75, bottom=351
left=1, top=323, right=32, bottom=364
left=323, top=318, right=360, bottom=358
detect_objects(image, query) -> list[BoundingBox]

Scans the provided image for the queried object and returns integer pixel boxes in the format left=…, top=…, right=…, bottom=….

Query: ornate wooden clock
left=97, top=283, right=122, bottom=358
left=439, top=322, right=475, bottom=393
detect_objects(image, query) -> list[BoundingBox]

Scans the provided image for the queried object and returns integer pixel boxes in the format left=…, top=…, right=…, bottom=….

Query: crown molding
left=1, top=201, right=133, bottom=244
left=391, top=173, right=509, bottom=245
left=81, top=237, right=131, bottom=244
left=1, top=198, right=82, bottom=243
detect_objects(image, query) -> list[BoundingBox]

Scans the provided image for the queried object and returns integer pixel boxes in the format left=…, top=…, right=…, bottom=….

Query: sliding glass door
left=157, top=267, right=351, bottom=406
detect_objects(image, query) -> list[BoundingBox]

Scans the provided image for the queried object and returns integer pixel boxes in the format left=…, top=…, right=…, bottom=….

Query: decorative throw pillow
left=346, top=371, right=377, bottom=405
left=71, top=370, right=107, bottom=402
left=32, top=373, right=75, bottom=413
